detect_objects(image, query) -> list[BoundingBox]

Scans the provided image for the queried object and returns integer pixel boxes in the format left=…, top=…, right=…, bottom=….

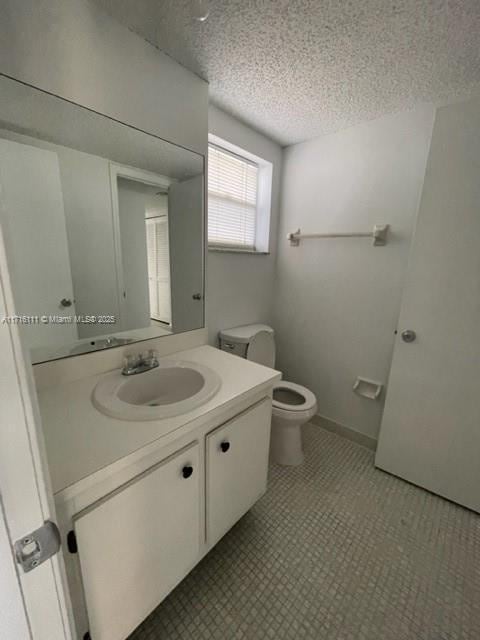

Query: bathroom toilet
left=219, top=324, right=317, bottom=465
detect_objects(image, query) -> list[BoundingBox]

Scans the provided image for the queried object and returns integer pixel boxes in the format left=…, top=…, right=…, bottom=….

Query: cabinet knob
left=220, top=441, right=230, bottom=453
left=182, top=465, right=193, bottom=479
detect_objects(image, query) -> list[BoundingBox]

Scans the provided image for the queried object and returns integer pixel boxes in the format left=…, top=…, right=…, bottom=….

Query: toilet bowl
left=271, top=381, right=317, bottom=465
left=218, top=324, right=317, bottom=466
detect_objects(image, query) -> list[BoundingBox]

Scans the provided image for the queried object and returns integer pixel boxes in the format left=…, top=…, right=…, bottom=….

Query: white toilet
left=219, top=324, right=317, bottom=466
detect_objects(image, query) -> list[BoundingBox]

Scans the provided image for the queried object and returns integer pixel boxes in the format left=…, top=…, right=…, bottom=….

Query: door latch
left=14, top=521, right=61, bottom=573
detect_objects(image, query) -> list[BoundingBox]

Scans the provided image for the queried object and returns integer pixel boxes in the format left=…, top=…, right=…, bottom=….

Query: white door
left=0, top=138, right=77, bottom=350
left=74, top=442, right=200, bottom=640
left=0, top=220, right=73, bottom=638
left=376, top=96, right=480, bottom=513
left=206, top=398, right=271, bottom=545
left=168, top=175, right=204, bottom=332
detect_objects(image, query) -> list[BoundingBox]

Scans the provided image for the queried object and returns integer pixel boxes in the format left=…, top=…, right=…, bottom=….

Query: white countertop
left=38, top=345, right=280, bottom=494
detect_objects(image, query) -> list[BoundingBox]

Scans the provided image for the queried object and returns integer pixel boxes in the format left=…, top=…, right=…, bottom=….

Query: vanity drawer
left=206, top=397, right=272, bottom=545
left=74, top=441, right=200, bottom=640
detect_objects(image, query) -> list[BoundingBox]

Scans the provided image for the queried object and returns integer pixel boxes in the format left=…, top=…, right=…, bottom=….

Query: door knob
left=192, top=293, right=203, bottom=300
left=401, top=329, right=416, bottom=343
left=220, top=441, right=230, bottom=453
left=60, top=298, right=72, bottom=308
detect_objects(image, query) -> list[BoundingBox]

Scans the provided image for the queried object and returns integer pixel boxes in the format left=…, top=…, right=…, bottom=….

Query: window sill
left=208, top=246, right=270, bottom=255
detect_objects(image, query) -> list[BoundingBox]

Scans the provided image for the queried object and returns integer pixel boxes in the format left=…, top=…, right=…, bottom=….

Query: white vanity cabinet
left=73, top=442, right=201, bottom=640
left=206, top=398, right=272, bottom=544
left=52, top=384, right=272, bottom=640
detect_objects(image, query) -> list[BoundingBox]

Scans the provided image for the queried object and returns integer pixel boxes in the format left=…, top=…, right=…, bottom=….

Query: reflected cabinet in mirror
left=0, top=75, right=205, bottom=363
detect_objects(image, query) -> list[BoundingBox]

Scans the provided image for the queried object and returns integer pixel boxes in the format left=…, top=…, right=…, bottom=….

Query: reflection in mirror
left=0, top=75, right=205, bottom=363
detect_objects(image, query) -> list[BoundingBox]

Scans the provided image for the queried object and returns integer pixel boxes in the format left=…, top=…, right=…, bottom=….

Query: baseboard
left=310, top=414, right=377, bottom=451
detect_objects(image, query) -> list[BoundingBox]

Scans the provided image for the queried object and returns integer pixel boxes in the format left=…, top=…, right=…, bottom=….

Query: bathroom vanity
left=36, top=345, right=280, bottom=640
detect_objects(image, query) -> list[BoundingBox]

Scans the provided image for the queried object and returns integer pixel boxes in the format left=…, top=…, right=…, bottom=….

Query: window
left=208, top=138, right=272, bottom=253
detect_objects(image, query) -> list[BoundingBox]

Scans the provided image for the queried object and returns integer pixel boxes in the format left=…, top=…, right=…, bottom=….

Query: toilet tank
left=219, top=324, right=276, bottom=368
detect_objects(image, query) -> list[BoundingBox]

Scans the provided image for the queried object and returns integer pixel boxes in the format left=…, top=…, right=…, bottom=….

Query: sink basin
left=93, top=359, right=221, bottom=421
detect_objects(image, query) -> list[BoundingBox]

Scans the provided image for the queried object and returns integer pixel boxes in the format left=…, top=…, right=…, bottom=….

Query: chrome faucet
left=122, top=349, right=159, bottom=376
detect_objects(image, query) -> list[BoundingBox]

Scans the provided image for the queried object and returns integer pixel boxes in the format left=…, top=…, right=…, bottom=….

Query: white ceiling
left=92, top=0, right=480, bottom=146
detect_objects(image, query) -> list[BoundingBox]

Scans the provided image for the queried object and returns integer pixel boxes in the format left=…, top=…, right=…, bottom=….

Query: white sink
left=93, top=359, right=221, bottom=421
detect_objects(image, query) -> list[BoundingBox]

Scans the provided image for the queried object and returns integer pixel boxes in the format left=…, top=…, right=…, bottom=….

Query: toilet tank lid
left=219, top=324, right=274, bottom=344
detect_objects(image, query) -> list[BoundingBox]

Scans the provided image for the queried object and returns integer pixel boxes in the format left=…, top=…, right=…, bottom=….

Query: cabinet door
left=206, top=398, right=272, bottom=545
left=74, top=442, right=200, bottom=640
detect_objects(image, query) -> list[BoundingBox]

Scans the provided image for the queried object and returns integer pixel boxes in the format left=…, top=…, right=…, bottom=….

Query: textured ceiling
left=92, top=0, right=480, bottom=146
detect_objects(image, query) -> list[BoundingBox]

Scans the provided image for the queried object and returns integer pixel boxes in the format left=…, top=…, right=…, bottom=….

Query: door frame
left=109, top=163, right=172, bottom=331
left=0, top=208, right=73, bottom=639
left=0, top=496, right=32, bottom=639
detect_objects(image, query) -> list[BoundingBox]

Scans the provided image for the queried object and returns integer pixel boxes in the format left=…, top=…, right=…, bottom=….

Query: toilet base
left=270, top=403, right=317, bottom=466
left=270, top=421, right=304, bottom=465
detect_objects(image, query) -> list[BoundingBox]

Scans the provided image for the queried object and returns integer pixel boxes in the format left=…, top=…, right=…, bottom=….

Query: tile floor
left=129, top=424, right=480, bottom=640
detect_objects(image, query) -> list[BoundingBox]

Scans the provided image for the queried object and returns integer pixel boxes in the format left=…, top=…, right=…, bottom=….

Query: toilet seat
left=272, top=381, right=316, bottom=412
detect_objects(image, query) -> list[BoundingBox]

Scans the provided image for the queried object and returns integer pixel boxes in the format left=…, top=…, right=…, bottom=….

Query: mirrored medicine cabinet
left=0, top=74, right=205, bottom=363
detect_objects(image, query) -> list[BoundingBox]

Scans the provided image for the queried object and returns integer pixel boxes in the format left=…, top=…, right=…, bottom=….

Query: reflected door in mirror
left=0, top=139, right=77, bottom=349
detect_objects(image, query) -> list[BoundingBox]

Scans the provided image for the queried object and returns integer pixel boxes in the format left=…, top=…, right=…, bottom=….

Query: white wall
left=207, top=105, right=282, bottom=345
left=0, top=0, right=207, bottom=155
left=273, top=107, right=435, bottom=441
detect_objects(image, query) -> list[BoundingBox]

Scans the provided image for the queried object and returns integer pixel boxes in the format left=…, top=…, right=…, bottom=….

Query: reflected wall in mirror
left=0, top=75, right=205, bottom=363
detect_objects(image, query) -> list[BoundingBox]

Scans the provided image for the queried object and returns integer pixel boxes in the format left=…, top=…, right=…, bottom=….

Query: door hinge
left=67, top=529, right=78, bottom=554
left=14, top=521, right=61, bottom=573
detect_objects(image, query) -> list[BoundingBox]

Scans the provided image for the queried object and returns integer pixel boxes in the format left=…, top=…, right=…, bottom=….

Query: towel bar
left=287, top=224, right=389, bottom=247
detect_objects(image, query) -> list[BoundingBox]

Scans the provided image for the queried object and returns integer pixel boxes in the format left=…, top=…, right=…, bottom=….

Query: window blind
left=146, top=216, right=171, bottom=324
left=208, top=143, right=258, bottom=250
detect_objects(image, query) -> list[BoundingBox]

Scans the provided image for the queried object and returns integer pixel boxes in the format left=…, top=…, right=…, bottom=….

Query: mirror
left=0, top=75, right=205, bottom=363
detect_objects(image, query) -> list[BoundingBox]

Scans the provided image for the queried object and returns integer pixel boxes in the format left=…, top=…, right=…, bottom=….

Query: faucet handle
left=142, top=349, right=159, bottom=366
left=123, top=354, right=139, bottom=373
